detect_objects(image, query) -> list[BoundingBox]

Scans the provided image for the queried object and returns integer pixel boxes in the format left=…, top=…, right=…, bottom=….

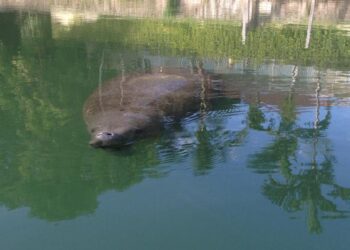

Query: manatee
left=83, top=68, right=207, bottom=147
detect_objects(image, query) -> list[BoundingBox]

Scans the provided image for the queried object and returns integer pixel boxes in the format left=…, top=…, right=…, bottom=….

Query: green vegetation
left=54, top=18, right=350, bottom=69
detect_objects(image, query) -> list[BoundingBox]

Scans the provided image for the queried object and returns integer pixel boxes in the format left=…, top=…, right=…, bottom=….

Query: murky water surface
left=1, top=1, right=350, bottom=249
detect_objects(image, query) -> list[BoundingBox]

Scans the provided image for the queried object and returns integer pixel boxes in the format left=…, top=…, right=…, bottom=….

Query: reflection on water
left=0, top=2, right=350, bottom=249
left=246, top=81, right=348, bottom=233
left=1, top=0, right=350, bottom=23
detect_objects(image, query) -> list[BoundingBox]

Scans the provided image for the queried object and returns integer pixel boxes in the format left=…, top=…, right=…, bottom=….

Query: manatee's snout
left=89, top=132, right=126, bottom=148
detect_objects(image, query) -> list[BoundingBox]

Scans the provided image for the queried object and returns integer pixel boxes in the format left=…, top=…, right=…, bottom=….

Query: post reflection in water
left=0, top=2, right=350, bottom=249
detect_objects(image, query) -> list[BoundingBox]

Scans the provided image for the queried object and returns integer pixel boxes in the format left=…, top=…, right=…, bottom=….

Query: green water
left=1, top=4, right=350, bottom=250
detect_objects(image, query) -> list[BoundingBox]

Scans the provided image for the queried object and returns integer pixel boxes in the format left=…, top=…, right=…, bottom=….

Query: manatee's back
left=83, top=72, right=200, bottom=132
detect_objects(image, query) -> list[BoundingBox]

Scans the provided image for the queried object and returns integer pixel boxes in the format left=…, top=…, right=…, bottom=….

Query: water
left=0, top=1, right=350, bottom=249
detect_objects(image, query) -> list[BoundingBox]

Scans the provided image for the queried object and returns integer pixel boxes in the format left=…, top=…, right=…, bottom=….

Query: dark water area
left=0, top=1, right=350, bottom=249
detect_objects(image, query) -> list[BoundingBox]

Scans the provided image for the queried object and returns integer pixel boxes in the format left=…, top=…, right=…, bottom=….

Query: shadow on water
left=0, top=8, right=350, bottom=234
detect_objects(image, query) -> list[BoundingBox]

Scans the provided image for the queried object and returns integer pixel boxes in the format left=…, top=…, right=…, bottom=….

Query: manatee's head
left=87, top=111, right=154, bottom=148
left=89, top=130, right=131, bottom=148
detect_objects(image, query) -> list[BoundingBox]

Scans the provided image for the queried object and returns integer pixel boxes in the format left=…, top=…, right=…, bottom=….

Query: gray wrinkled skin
left=83, top=69, right=204, bottom=147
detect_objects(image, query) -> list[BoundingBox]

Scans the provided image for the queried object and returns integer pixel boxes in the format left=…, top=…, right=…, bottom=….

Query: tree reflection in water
left=248, top=68, right=350, bottom=233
